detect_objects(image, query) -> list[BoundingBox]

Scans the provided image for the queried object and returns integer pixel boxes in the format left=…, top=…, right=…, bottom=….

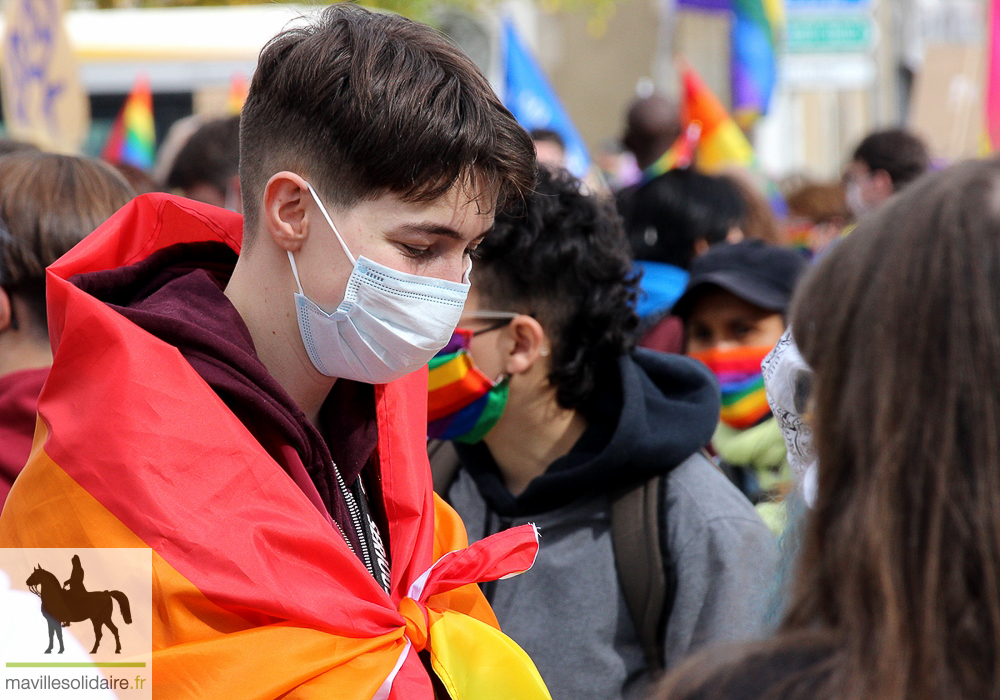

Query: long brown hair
left=660, top=157, right=1000, bottom=700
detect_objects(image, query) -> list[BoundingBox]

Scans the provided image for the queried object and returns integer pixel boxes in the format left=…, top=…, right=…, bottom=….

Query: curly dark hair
left=473, top=167, right=639, bottom=409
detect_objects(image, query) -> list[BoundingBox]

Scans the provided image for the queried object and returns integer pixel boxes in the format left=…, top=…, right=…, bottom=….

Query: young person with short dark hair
left=430, top=167, right=778, bottom=700
left=845, top=127, right=929, bottom=217
left=166, top=115, right=241, bottom=209
left=0, top=6, right=544, bottom=698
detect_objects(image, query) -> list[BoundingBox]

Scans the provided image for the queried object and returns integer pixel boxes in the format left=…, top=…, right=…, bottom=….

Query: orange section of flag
left=681, top=63, right=756, bottom=172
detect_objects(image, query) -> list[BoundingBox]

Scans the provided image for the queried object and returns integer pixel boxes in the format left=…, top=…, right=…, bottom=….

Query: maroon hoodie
left=0, top=366, right=48, bottom=507
left=69, top=241, right=382, bottom=558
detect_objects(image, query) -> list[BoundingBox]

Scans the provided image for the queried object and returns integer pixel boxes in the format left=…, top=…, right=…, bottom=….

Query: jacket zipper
left=335, top=464, right=375, bottom=578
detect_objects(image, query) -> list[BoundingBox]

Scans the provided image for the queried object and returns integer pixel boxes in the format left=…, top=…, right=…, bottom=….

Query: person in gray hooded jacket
left=427, top=167, right=780, bottom=700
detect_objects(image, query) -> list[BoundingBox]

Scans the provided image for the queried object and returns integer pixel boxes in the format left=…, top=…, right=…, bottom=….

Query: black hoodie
left=455, top=348, right=720, bottom=517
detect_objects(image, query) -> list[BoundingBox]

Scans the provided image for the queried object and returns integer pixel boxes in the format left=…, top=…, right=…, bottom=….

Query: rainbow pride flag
left=682, top=63, right=756, bottom=172
left=639, top=122, right=701, bottom=185
left=0, top=194, right=550, bottom=700
left=731, top=0, right=781, bottom=128
left=228, top=73, right=248, bottom=115
left=101, top=75, right=155, bottom=171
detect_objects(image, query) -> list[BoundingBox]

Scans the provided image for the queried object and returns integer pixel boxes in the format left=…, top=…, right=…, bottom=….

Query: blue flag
left=503, top=19, right=590, bottom=178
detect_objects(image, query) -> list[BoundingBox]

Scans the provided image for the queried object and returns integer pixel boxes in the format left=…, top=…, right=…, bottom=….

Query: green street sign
left=785, top=14, right=874, bottom=53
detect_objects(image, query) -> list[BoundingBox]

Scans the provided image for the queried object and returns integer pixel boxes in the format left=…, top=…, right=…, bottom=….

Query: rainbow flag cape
left=681, top=63, right=756, bottom=172
left=101, top=75, right=156, bottom=171
left=0, top=194, right=550, bottom=700
left=987, top=0, right=1000, bottom=152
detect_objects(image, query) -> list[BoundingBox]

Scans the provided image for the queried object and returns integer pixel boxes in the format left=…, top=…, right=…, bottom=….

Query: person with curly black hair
left=429, top=167, right=779, bottom=700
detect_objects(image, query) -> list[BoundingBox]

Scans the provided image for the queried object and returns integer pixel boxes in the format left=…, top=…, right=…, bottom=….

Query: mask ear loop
left=286, top=251, right=305, bottom=296
left=305, top=181, right=356, bottom=265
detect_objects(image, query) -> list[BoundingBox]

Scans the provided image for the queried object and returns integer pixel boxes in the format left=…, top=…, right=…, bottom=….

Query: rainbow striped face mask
left=427, top=327, right=510, bottom=443
left=690, top=345, right=773, bottom=430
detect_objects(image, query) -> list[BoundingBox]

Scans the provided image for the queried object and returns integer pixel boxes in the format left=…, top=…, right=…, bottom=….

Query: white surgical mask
left=288, top=182, right=470, bottom=384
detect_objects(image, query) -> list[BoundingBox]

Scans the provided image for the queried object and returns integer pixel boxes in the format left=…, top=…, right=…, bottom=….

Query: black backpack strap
left=428, top=439, right=462, bottom=496
left=611, top=474, right=670, bottom=673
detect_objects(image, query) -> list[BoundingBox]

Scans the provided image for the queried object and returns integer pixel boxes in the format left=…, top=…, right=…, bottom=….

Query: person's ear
left=692, top=238, right=710, bottom=257
left=0, top=288, right=11, bottom=333
left=872, top=169, right=895, bottom=199
left=502, top=315, right=549, bottom=376
left=262, top=171, right=312, bottom=253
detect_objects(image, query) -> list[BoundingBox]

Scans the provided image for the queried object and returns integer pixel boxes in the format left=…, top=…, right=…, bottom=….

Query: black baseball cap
left=671, top=240, right=807, bottom=320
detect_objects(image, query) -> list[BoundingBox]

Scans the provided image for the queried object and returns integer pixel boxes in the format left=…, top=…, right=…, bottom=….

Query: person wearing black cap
left=673, top=240, right=806, bottom=534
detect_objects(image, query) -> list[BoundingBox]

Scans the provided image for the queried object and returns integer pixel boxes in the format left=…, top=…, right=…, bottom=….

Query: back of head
left=239, top=4, right=535, bottom=239
left=166, top=115, right=240, bottom=198
left=786, top=157, right=1000, bottom=699
left=628, top=169, right=745, bottom=268
left=785, top=181, right=850, bottom=224
left=851, top=128, right=930, bottom=190
left=722, top=172, right=779, bottom=243
left=0, top=152, right=135, bottom=331
left=622, top=93, right=682, bottom=170
left=529, top=128, right=565, bottom=152
left=473, top=167, right=639, bottom=409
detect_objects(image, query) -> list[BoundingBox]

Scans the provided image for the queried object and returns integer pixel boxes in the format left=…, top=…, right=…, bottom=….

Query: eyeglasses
left=460, top=310, right=520, bottom=337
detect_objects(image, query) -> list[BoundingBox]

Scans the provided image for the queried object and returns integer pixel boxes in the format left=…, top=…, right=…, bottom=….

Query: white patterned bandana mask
left=287, top=182, right=470, bottom=384
left=762, top=328, right=818, bottom=506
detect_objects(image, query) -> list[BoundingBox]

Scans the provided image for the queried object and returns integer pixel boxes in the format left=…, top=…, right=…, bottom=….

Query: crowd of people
left=0, top=4, right=994, bottom=700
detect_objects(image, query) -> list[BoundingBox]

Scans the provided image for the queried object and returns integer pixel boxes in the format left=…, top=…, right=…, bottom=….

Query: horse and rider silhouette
left=26, top=554, right=132, bottom=654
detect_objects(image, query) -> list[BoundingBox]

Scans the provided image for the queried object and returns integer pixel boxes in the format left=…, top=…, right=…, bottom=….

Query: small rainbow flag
left=732, top=0, right=782, bottom=129
left=681, top=63, right=756, bottom=172
left=101, top=75, right=155, bottom=171
left=639, top=121, right=701, bottom=185
left=228, top=73, right=248, bottom=115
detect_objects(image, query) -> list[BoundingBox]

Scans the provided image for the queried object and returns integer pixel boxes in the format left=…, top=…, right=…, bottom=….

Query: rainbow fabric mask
left=427, top=329, right=509, bottom=443
left=691, top=345, right=773, bottom=430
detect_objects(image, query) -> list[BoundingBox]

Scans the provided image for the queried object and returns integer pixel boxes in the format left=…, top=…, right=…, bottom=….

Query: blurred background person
left=784, top=179, right=851, bottom=257
left=617, top=92, right=683, bottom=220
left=626, top=168, right=746, bottom=354
left=0, top=152, right=135, bottom=507
left=530, top=127, right=567, bottom=169
left=723, top=172, right=781, bottom=245
left=657, top=156, right=1000, bottom=700
left=165, top=115, right=241, bottom=211
left=672, top=240, right=806, bottom=534
left=844, top=127, right=930, bottom=218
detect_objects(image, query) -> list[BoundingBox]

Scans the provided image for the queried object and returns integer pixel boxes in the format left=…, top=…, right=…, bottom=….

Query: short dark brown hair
left=0, top=152, right=135, bottom=331
left=167, top=115, right=240, bottom=196
left=851, top=128, right=929, bottom=190
left=239, top=4, right=535, bottom=239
